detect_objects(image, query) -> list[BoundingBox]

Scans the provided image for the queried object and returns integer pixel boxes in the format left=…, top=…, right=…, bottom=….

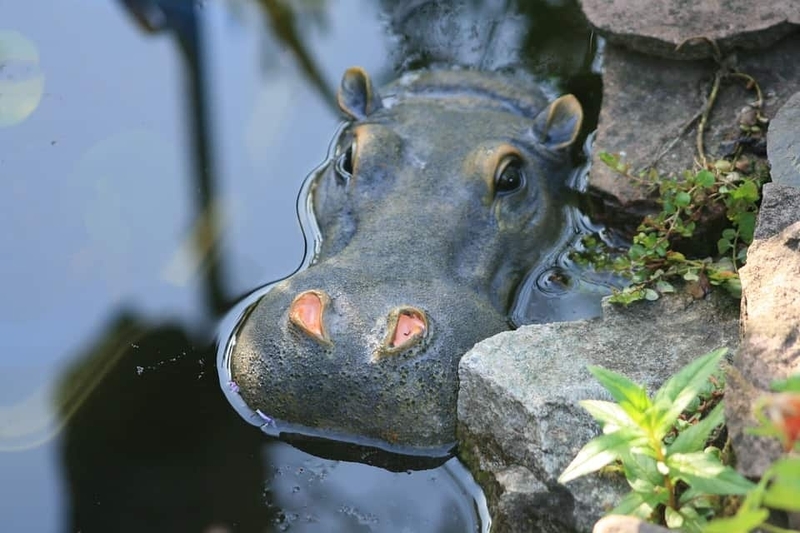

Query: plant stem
left=697, top=70, right=722, bottom=168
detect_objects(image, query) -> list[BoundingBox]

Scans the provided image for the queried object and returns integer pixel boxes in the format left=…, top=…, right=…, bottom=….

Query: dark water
left=0, top=1, right=603, bottom=531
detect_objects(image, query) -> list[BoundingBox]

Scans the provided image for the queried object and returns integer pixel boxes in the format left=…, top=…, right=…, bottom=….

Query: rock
left=588, top=34, right=800, bottom=224
left=594, top=515, right=671, bottom=533
left=457, top=292, right=740, bottom=533
left=726, top=219, right=800, bottom=478
left=766, top=91, right=800, bottom=188
left=753, top=183, right=800, bottom=241
left=579, top=0, right=800, bottom=60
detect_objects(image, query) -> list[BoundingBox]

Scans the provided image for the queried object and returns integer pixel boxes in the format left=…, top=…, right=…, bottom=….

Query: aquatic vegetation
left=573, top=152, right=768, bottom=304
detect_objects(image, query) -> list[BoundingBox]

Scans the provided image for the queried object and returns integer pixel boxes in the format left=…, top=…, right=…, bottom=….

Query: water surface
left=0, top=1, right=602, bottom=531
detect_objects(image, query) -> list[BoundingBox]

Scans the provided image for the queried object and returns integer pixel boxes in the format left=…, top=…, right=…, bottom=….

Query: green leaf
left=678, top=486, right=715, bottom=508
left=667, top=452, right=754, bottom=495
left=588, top=365, right=652, bottom=421
left=684, top=270, right=700, bottom=281
left=580, top=400, right=637, bottom=431
left=676, top=505, right=707, bottom=533
left=736, top=246, right=748, bottom=262
left=770, top=375, right=800, bottom=393
left=724, top=278, right=742, bottom=298
left=717, top=238, right=732, bottom=254
left=763, top=476, right=800, bottom=511
left=735, top=212, right=756, bottom=244
left=723, top=278, right=742, bottom=298
left=675, top=191, right=692, bottom=207
left=665, top=506, right=685, bottom=529
left=762, top=459, right=800, bottom=511
left=558, top=431, right=637, bottom=484
left=620, top=451, right=663, bottom=491
left=599, top=151, right=619, bottom=168
left=651, top=348, right=727, bottom=439
left=767, top=456, right=800, bottom=477
left=610, top=490, right=660, bottom=520
left=702, top=509, right=769, bottom=533
left=628, top=243, right=647, bottom=261
left=655, top=280, right=675, bottom=293
left=644, top=288, right=659, bottom=301
left=695, top=170, right=716, bottom=188
left=667, top=250, right=686, bottom=262
left=668, top=402, right=725, bottom=454
left=731, top=180, right=759, bottom=202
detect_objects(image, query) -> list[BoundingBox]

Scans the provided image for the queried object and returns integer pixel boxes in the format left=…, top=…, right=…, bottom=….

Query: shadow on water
left=0, top=0, right=610, bottom=531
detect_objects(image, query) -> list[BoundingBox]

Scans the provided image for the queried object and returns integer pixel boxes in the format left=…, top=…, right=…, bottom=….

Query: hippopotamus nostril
left=372, top=306, right=428, bottom=362
left=288, top=290, right=331, bottom=345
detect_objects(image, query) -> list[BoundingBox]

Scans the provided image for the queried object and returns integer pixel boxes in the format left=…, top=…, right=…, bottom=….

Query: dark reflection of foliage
left=253, top=0, right=338, bottom=113
left=515, top=0, right=602, bottom=135
left=59, top=313, right=274, bottom=532
left=119, top=0, right=232, bottom=315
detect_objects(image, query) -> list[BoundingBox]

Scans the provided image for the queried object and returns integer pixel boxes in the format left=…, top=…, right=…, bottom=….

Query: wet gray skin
left=229, top=67, right=583, bottom=455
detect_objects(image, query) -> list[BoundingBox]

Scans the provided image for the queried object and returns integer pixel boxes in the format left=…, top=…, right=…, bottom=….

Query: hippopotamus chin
left=228, top=67, right=583, bottom=456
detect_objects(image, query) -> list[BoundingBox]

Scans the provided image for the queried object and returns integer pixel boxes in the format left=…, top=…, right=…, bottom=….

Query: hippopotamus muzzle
left=227, top=67, right=584, bottom=456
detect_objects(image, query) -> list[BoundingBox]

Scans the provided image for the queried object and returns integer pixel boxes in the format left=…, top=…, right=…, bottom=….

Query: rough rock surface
left=457, top=292, right=739, bottom=533
left=753, top=183, right=800, bottom=241
left=588, top=33, right=800, bottom=224
left=726, top=219, right=800, bottom=478
left=766, top=91, right=800, bottom=188
left=579, top=0, right=800, bottom=60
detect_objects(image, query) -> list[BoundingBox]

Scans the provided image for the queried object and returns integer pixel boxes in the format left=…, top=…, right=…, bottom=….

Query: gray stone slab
left=767, top=91, right=800, bottom=188
left=457, top=292, right=739, bottom=532
left=579, top=0, right=800, bottom=60
left=588, top=33, right=800, bottom=218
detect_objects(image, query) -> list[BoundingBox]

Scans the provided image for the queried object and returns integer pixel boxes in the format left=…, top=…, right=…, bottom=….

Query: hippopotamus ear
left=532, top=94, right=583, bottom=150
left=337, top=67, right=383, bottom=120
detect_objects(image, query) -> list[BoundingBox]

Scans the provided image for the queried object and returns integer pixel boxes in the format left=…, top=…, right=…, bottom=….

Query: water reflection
left=59, top=314, right=275, bottom=532
left=0, top=0, right=602, bottom=530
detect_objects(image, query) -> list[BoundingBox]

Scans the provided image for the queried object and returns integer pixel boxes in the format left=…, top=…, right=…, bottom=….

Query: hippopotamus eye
left=494, top=156, right=526, bottom=195
left=335, top=140, right=356, bottom=182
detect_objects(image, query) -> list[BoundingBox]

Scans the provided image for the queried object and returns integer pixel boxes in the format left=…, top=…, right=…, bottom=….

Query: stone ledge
left=579, top=0, right=800, bottom=60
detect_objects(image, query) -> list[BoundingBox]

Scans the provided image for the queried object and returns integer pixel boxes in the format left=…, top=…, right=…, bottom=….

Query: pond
left=0, top=1, right=605, bottom=531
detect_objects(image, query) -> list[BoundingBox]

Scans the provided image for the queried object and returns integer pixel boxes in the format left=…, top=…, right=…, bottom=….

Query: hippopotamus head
left=228, top=67, right=583, bottom=456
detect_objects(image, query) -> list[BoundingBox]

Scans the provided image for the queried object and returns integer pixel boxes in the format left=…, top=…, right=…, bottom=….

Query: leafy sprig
left=559, top=349, right=753, bottom=531
left=560, top=350, right=800, bottom=532
left=574, top=153, right=767, bottom=304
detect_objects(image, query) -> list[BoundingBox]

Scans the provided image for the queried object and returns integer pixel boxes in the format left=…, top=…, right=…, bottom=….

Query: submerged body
left=229, top=67, right=583, bottom=454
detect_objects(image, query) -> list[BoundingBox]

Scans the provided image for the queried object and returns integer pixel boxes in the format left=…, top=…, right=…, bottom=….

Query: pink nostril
left=289, top=290, right=330, bottom=344
left=392, top=311, right=426, bottom=348
left=373, top=306, right=428, bottom=362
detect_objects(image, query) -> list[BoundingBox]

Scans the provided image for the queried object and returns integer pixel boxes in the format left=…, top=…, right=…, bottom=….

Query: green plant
left=558, top=348, right=754, bottom=531
left=573, top=153, right=768, bottom=305
left=705, top=376, right=800, bottom=533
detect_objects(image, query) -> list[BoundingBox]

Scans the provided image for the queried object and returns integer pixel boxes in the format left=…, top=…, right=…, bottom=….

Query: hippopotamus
left=227, top=67, right=583, bottom=456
